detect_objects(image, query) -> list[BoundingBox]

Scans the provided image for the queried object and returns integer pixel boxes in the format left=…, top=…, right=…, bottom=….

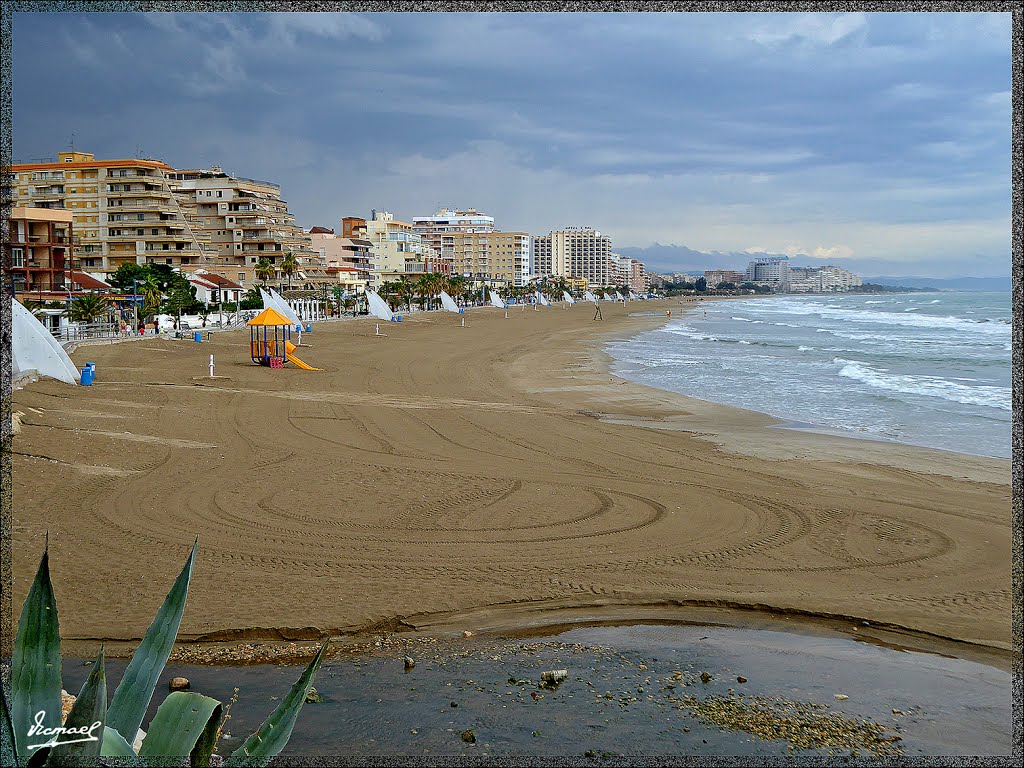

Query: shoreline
left=563, top=300, right=1008, bottom=485
left=10, top=298, right=1011, bottom=662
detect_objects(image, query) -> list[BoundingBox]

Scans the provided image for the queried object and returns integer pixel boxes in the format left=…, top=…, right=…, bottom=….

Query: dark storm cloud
left=11, top=10, right=1012, bottom=277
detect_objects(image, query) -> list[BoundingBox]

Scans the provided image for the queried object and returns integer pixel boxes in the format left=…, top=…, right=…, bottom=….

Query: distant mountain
left=862, top=276, right=1011, bottom=292
left=616, top=244, right=1011, bottom=291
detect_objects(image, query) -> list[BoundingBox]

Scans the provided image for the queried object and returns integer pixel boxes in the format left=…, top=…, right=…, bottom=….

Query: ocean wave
left=835, top=359, right=1011, bottom=411
left=734, top=299, right=1008, bottom=336
left=903, top=307, right=921, bottom=312
left=797, top=345, right=815, bottom=352
left=660, top=326, right=719, bottom=342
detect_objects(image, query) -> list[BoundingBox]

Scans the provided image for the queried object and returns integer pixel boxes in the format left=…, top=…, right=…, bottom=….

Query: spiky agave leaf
left=106, top=540, right=197, bottom=746
left=223, top=642, right=329, bottom=767
left=45, top=649, right=106, bottom=766
left=138, top=691, right=221, bottom=761
left=99, top=726, right=139, bottom=762
left=11, top=546, right=62, bottom=765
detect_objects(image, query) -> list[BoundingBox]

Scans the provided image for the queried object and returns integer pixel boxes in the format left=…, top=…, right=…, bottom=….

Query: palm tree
left=446, top=274, right=468, bottom=306
left=394, top=276, right=414, bottom=312
left=280, top=252, right=298, bottom=291
left=138, top=276, right=163, bottom=322
left=69, top=295, right=110, bottom=323
left=20, top=298, right=46, bottom=316
left=254, top=258, right=275, bottom=286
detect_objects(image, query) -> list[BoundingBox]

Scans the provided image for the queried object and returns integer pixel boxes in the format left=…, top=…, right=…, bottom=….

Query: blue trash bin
left=86, top=362, right=96, bottom=372
left=305, top=323, right=312, bottom=333
left=194, top=331, right=202, bottom=342
left=80, top=367, right=94, bottom=386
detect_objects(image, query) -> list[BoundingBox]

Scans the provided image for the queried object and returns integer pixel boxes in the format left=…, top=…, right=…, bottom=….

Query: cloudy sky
left=11, top=10, right=1013, bottom=277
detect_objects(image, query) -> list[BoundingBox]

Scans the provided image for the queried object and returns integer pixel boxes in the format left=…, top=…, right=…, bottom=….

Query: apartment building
left=704, top=269, right=746, bottom=287
left=533, top=227, right=613, bottom=288
left=308, top=226, right=372, bottom=292
left=167, top=167, right=316, bottom=280
left=11, top=151, right=211, bottom=273
left=444, top=231, right=532, bottom=287
left=628, top=259, right=649, bottom=293
left=745, top=256, right=790, bottom=288
left=360, top=211, right=430, bottom=285
left=6, top=207, right=74, bottom=299
left=411, top=208, right=496, bottom=276
left=790, top=266, right=862, bottom=292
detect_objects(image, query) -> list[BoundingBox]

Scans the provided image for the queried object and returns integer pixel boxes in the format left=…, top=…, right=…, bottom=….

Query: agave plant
left=1, top=540, right=327, bottom=767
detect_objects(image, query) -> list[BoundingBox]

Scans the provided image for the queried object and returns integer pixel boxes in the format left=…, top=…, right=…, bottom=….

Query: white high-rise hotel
left=532, top=227, right=613, bottom=287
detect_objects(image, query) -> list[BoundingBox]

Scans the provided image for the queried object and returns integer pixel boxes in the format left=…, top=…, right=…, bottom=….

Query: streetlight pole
left=132, top=278, right=139, bottom=334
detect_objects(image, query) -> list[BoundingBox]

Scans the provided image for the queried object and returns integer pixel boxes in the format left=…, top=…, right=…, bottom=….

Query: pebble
left=304, top=687, right=322, bottom=704
left=834, top=694, right=849, bottom=701
left=737, top=676, right=748, bottom=684
left=169, top=677, right=190, bottom=691
left=461, top=729, right=476, bottom=743
left=463, top=631, right=474, bottom=638
left=700, top=672, right=713, bottom=684
left=404, top=656, right=415, bottom=670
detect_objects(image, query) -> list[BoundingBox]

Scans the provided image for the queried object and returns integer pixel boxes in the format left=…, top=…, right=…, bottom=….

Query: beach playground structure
left=247, top=307, right=320, bottom=370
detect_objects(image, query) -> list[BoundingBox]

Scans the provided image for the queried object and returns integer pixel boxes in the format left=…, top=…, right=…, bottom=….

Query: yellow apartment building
left=445, top=231, right=532, bottom=287
left=11, top=151, right=211, bottom=274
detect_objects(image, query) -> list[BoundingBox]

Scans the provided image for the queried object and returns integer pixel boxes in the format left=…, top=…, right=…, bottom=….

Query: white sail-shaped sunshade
left=366, top=288, right=398, bottom=321
left=259, top=288, right=301, bottom=327
left=584, top=291, right=598, bottom=303
left=536, top=291, right=551, bottom=306
left=562, top=291, right=575, bottom=305
left=615, top=291, right=625, bottom=301
left=628, top=291, right=639, bottom=300
left=11, top=298, right=80, bottom=385
left=439, top=290, right=462, bottom=313
left=267, top=288, right=304, bottom=326
left=488, top=290, right=506, bottom=309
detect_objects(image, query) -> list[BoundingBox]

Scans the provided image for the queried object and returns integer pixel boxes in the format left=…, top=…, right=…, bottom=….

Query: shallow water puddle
left=61, top=623, right=1010, bottom=757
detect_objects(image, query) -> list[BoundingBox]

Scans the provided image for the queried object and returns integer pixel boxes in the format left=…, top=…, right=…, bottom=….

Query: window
left=137, top=213, right=145, bottom=221
left=12, top=248, right=24, bottom=267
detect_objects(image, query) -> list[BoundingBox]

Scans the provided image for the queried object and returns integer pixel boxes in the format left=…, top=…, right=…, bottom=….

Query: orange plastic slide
left=284, top=340, right=321, bottom=371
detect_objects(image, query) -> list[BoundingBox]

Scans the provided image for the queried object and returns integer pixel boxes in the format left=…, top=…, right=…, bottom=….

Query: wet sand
left=59, top=622, right=1012, bottom=757
left=9, top=299, right=1012, bottom=655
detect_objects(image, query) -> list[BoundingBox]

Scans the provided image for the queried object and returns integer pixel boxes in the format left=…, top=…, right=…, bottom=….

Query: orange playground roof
left=246, top=307, right=294, bottom=326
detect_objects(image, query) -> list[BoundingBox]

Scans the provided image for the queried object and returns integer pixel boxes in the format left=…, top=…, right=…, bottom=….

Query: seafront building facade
left=11, top=151, right=211, bottom=273
left=789, top=265, right=863, bottom=292
left=411, top=208, right=494, bottom=276
left=533, top=227, right=614, bottom=288
left=360, top=211, right=430, bottom=286
left=167, top=167, right=317, bottom=282
left=745, top=256, right=791, bottom=288
left=6, top=207, right=75, bottom=299
left=446, top=231, right=532, bottom=288
left=704, top=269, right=746, bottom=287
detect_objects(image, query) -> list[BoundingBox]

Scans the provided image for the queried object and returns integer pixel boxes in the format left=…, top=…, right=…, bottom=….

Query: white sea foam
left=797, top=346, right=814, bottom=351
left=739, top=300, right=1008, bottom=337
left=904, top=307, right=921, bottom=312
left=836, top=359, right=1010, bottom=410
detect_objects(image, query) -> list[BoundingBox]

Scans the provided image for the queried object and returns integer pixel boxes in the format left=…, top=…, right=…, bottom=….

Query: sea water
left=608, top=292, right=1012, bottom=459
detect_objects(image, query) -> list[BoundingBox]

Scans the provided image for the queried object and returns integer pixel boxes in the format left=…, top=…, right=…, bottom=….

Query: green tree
left=108, top=262, right=149, bottom=291
left=69, top=295, right=110, bottom=323
left=280, top=252, right=298, bottom=291
left=239, top=288, right=263, bottom=310
left=254, top=258, right=276, bottom=286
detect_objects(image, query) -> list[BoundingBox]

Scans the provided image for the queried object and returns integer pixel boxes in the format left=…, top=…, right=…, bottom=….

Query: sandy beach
left=9, top=299, right=1012, bottom=656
